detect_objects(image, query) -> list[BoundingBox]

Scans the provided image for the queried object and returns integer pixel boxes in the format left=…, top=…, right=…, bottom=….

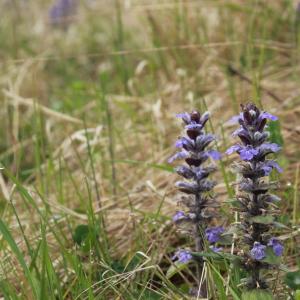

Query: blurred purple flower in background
left=49, top=0, right=77, bottom=26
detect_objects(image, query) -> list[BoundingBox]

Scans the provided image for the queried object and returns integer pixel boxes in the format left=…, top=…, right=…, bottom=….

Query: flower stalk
left=226, top=103, right=284, bottom=290
left=169, top=110, right=220, bottom=286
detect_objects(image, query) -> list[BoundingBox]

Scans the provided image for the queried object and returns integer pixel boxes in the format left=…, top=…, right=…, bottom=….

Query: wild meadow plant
left=226, top=103, right=284, bottom=297
left=168, top=110, right=221, bottom=294
left=169, top=104, right=286, bottom=298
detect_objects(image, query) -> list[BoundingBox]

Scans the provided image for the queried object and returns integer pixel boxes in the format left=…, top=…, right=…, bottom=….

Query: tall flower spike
left=226, top=103, right=284, bottom=291
left=169, top=110, right=220, bottom=292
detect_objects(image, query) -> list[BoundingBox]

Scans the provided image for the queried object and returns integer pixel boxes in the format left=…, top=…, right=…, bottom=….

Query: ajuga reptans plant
left=226, top=103, right=284, bottom=290
left=168, top=111, right=221, bottom=284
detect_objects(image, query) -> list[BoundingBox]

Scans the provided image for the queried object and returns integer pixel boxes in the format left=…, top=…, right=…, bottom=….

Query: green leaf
left=268, top=120, right=284, bottom=146
left=0, top=219, right=39, bottom=298
left=208, top=262, right=241, bottom=300
left=284, top=270, right=300, bottom=290
left=295, top=290, right=300, bottom=300
left=273, top=221, right=290, bottom=229
left=249, top=215, right=274, bottom=224
left=166, top=261, right=189, bottom=279
left=218, top=234, right=234, bottom=245
left=241, top=289, right=274, bottom=300
left=73, top=224, right=90, bottom=245
left=138, top=290, right=162, bottom=300
left=192, top=251, right=241, bottom=262
left=225, top=199, right=243, bottom=208
left=262, top=247, right=281, bottom=265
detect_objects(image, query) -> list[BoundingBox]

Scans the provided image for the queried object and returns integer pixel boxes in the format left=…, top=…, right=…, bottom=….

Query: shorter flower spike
left=250, top=242, right=266, bottom=261
left=205, top=226, right=224, bottom=243
left=169, top=110, right=220, bottom=289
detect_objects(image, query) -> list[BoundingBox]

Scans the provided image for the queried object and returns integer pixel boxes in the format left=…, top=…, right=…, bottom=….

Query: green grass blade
left=0, top=219, right=39, bottom=298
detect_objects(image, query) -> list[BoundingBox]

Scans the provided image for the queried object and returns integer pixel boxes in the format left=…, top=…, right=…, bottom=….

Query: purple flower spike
left=172, top=250, right=192, bottom=263
left=268, top=238, right=284, bottom=256
left=205, top=226, right=224, bottom=243
left=172, top=211, right=186, bottom=222
left=228, top=103, right=284, bottom=288
left=169, top=109, right=220, bottom=279
left=250, top=242, right=266, bottom=260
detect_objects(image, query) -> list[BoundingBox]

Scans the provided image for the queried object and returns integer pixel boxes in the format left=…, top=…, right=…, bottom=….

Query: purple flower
left=172, top=211, right=186, bottom=222
left=268, top=238, right=284, bottom=256
left=186, top=123, right=203, bottom=131
left=195, top=168, right=210, bottom=180
left=250, top=242, right=266, bottom=260
left=226, top=144, right=242, bottom=155
left=259, top=143, right=281, bottom=154
left=176, top=112, right=191, bottom=124
left=49, top=0, right=76, bottom=25
left=172, top=250, right=192, bottom=263
left=209, top=245, right=223, bottom=253
left=200, top=111, right=210, bottom=124
left=228, top=114, right=243, bottom=124
left=175, top=181, right=199, bottom=194
left=168, top=150, right=189, bottom=163
left=205, top=226, right=224, bottom=243
left=175, top=166, right=195, bottom=179
left=232, top=127, right=243, bottom=137
left=195, top=134, right=215, bottom=150
left=260, top=161, right=283, bottom=175
left=260, top=112, right=278, bottom=121
left=264, top=194, right=281, bottom=202
left=239, top=146, right=259, bottom=161
left=175, top=137, right=194, bottom=150
left=226, top=144, right=259, bottom=160
left=206, top=149, right=221, bottom=160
